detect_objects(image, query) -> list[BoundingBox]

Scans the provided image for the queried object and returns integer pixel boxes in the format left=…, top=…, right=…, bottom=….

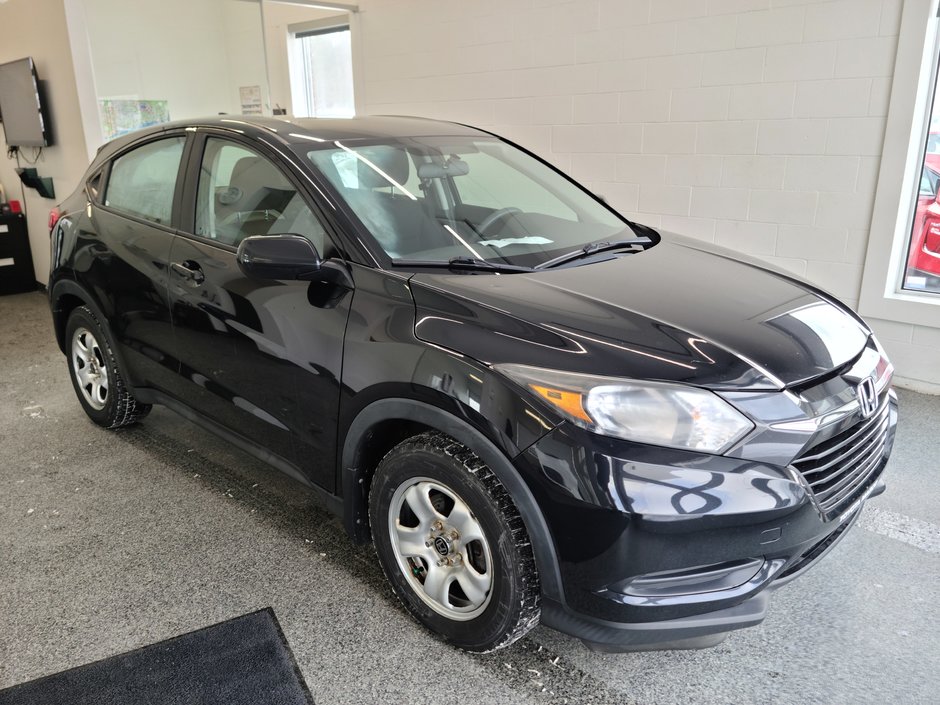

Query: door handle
left=170, top=260, right=205, bottom=285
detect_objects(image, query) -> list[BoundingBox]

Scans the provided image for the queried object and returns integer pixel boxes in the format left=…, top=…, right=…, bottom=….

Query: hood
left=409, top=232, right=870, bottom=391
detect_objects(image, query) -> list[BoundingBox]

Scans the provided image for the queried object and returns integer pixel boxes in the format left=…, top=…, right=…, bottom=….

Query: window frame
left=859, top=0, right=940, bottom=327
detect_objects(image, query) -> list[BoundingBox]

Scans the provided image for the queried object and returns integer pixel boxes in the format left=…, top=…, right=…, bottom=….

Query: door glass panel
left=105, top=137, right=185, bottom=225
left=195, top=137, right=328, bottom=251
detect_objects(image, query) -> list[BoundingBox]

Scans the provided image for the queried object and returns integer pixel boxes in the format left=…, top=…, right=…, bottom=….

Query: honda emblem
left=856, top=376, right=878, bottom=418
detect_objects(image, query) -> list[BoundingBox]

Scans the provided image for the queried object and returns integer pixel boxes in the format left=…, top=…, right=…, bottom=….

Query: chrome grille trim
left=818, top=447, right=885, bottom=509
left=791, top=393, right=891, bottom=519
left=806, top=412, right=890, bottom=487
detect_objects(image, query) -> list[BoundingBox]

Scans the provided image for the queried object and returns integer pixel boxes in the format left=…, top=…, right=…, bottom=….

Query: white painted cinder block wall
left=353, top=0, right=940, bottom=390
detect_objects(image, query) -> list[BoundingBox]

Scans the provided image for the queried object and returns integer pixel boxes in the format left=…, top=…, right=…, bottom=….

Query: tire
left=64, top=306, right=151, bottom=429
left=369, top=431, right=540, bottom=652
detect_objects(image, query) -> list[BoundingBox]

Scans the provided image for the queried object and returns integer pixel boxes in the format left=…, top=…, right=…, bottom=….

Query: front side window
left=305, top=137, right=628, bottom=266
left=195, top=138, right=328, bottom=252
left=105, top=137, right=185, bottom=225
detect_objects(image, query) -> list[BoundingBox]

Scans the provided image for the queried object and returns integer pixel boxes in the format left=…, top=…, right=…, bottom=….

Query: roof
left=92, top=114, right=491, bottom=168
left=278, top=115, right=488, bottom=142
left=133, top=113, right=483, bottom=143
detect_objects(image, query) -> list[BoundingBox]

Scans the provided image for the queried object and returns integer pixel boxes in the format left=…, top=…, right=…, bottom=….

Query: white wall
left=0, top=0, right=90, bottom=284
left=352, top=0, right=940, bottom=390
left=221, top=0, right=270, bottom=115
left=83, top=0, right=267, bottom=124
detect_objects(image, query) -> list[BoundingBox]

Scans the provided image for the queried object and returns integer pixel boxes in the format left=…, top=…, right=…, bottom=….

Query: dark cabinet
left=0, top=213, right=37, bottom=295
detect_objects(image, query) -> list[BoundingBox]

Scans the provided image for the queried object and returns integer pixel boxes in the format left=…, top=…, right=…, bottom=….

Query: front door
left=167, top=134, right=352, bottom=491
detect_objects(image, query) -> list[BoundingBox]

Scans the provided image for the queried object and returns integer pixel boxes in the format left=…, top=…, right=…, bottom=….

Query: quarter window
left=86, top=171, right=104, bottom=203
left=105, top=137, right=185, bottom=225
left=195, top=138, right=328, bottom=252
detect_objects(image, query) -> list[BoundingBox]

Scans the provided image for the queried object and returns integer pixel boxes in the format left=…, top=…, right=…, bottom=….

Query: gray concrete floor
left=1, top=290, right=938, bottom=704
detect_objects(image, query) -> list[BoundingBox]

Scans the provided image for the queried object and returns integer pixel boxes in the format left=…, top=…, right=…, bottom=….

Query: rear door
left=91, top=133, right=190, bottom=392
left=166, top=131, right=352, bottom=491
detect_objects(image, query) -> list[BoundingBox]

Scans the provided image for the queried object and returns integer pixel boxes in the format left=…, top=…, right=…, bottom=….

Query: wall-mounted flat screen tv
left=0, top=57, right=52, bottom=148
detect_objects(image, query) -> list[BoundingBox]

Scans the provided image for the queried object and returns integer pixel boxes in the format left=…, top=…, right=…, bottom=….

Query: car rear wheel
left=369, top=431, right=540, bottom=652
left=65, top=306, right=151, bottom=428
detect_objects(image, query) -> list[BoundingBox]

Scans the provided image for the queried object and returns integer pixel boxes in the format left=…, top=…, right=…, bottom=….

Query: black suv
left=49, top=116, right=897, bottom=653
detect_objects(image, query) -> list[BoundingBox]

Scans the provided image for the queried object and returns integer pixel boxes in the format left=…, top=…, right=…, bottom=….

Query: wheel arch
left=52, top=290, right=87, bottom=353
left=50, top=280, right=130, bottom=378
left=340, top=397, right=564, bottom=602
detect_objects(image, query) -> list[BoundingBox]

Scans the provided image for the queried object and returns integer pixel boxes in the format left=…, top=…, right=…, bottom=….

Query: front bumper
left=541, top=481, right=881, bottom=652
left=515, top=394, right=898, bottom=651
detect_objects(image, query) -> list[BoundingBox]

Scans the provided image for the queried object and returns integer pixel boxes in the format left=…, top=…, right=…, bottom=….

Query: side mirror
left=236, top=234, right=322, bottom=280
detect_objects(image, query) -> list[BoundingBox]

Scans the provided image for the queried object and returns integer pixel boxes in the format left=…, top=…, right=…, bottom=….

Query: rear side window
left=105, top=137, right=185, bottom=225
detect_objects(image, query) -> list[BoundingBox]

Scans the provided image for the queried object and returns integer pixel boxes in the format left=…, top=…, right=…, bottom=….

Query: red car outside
left=906, top=156, right=940, bottom=285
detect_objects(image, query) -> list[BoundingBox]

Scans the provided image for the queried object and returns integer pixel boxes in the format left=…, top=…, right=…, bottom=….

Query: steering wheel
left=477, top=207, right=522, bottom=237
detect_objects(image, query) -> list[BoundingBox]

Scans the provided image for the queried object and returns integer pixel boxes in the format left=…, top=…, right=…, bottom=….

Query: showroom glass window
left=860, top=0, right=940, bottom=326
left=291, top=25, right=354, bottom=118
left=194, top=137, right=328, bottom=251
left=105, top=137, right=185, bottom=226
left=903, top=46, right=940, bottom=294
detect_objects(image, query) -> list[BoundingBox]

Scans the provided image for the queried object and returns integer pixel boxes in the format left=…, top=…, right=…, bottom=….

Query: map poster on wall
left=239, top=85, right=263, bottom=115
left=98, top=99, right=171, bottom=141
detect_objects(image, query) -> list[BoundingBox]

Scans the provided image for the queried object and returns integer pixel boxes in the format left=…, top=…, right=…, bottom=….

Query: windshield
left=305, top=136, right=631, bottom=268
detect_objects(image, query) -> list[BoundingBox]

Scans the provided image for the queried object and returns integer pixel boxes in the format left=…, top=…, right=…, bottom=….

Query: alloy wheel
left=71, top=327, right=109, bottom=411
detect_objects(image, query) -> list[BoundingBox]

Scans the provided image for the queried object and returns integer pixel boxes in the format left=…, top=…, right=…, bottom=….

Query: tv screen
left=0, top=57, right=51, bottom=148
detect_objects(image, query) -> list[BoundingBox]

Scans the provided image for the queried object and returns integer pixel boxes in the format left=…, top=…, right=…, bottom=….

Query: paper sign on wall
left=99, top=99, right=171, bottom=141
left=240, top=86, right=263, bottom=115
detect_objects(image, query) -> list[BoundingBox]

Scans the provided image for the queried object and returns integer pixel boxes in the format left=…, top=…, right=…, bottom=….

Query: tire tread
left=373, top=430, right=541, bottom=652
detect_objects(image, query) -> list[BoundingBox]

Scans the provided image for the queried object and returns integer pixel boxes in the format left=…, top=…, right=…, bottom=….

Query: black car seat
left=342, top=146, right=449, bottom=257
left=214, top=156, right=295, bottom=244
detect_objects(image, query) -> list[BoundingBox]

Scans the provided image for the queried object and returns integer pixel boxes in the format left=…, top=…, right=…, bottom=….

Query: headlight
left=495, top=364, right=753, bottom=453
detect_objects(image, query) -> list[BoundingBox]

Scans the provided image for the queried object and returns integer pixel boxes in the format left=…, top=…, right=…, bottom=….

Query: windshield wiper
left=448, top=256, right=533, bottom=272
left=534, top=237, right=652, bottom=270
left=392, top=257, right=533, bottom=273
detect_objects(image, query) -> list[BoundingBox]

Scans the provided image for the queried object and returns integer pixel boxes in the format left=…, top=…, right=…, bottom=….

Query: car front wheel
left=369, top=431, right=540, bottom=652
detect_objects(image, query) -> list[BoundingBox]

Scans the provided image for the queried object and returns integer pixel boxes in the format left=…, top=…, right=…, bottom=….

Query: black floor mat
left=0, top=608, right=315, bottom=705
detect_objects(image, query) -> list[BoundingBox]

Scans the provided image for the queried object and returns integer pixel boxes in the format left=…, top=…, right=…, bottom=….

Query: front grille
left=792, top=393, right=890, bottom=520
